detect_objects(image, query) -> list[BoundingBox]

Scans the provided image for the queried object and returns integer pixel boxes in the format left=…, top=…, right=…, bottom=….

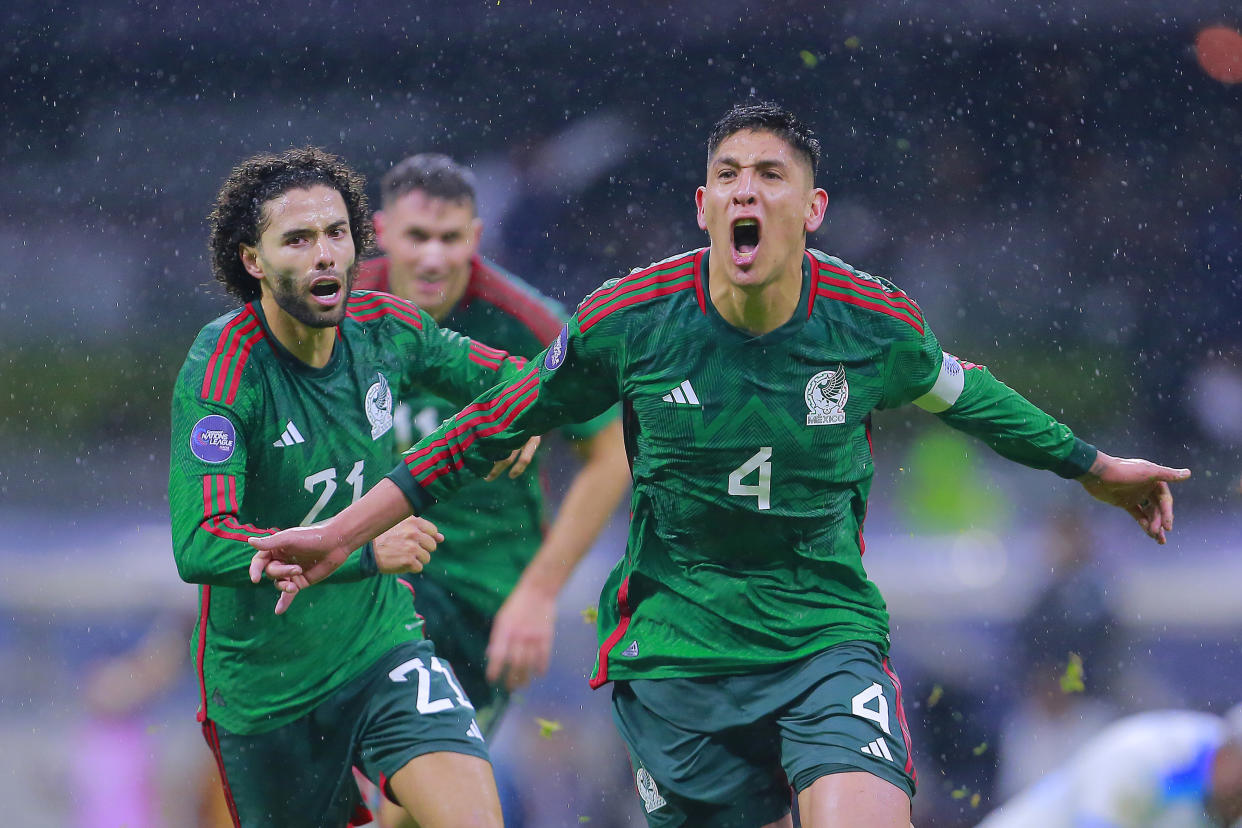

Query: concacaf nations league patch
left=190, top=414, right=237, bottom=463
left=544, top=323, right=569, bottom=370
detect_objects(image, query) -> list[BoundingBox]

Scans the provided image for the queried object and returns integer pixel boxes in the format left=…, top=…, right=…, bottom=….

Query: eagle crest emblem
left=805, top=365, right=848, bottom=426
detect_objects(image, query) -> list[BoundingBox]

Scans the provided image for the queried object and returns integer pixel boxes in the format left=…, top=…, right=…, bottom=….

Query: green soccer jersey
left=356, top=256, right=616, bottom=617
left=169, top=291, right=524, bottom=734
left=384, top=248, right=1097, bottom=686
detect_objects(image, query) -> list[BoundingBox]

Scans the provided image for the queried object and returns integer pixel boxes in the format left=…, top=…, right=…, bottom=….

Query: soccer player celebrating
left=977, top=707, right=1242, bottom=827
left=170, top=147, right=533, bottom=828
left=249, top=106, right=1190, bottom=828
left=358, top=153, right=629, bottom=729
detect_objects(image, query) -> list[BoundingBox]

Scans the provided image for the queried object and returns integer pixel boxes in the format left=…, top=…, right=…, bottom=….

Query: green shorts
left=403, top=572, right=510, bottom=735
left=203, top=639, right=489, bottom=828
left=611, top=642, right=917, bottom=827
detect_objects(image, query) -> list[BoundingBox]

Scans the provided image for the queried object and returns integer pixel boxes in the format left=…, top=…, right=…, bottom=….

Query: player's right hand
left=372, top=516, right=444, bottom=574
left=248, top=527, right=351, bottom=614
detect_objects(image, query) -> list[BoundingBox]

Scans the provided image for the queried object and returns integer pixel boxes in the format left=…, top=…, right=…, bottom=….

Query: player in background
left=976, top=707, right=1242, bottom=828
left=249, top=105, right=1191, bottom=828
left=357, top=152, right=630, bottom=828
left=170, top=147, right=535, bottom=828
left=359, top=153, right=629, bottom=725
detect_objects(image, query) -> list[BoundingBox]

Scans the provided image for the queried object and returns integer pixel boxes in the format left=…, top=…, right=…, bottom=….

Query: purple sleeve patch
left=190, top=414, right=237, bottom=463
left=544, top=324, right=569, bottom=370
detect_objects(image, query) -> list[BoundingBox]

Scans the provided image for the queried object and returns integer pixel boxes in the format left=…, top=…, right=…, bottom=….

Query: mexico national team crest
left=635, top=767, right=667, bottom=813
left=805, top=364, right=849, bottom=426
left=365, top=373, right=394, bottom=439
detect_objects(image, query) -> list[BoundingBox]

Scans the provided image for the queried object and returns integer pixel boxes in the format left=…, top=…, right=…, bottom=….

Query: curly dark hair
left=706, top=101, right=821, bottom=178
left=207, top=147, right=375, bottom=302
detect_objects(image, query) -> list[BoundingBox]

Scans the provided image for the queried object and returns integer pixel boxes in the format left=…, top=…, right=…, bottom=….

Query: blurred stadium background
left=3, top=0, right=1242, bottom=824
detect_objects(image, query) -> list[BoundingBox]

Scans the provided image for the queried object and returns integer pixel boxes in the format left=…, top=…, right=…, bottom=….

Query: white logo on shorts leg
left=635, top=767, right=667, bottom=813
left=466, top=720, right=484, bottom=741
left=805, top=364, right=848, bottom=425
left=860, top=738, right=894, bottom=761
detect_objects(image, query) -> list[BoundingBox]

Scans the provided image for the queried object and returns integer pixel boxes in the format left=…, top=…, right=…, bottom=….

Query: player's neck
left=708, top=250, right=803, bottom=336
left=260, top=294, right=338, bottom=368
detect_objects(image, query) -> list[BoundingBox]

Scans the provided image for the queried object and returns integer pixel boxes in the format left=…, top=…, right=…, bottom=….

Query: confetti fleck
left=799, top=50, right=819, bottom=68
left=972, top=741, right=989, bottom=756
left=951, top=787, right=969, bottom=799
left=1060, top=652, right=1085, bottom=694
left=578, top=818, right=591, bottom=824
left=581, top=606, right=598, bottom=624
left=970, top=793, right=981, bottom=808
left=535, top=717, right=562, bottom=739
left=927, top=684, right=944, bottom=708
left=845, top=36, right=862, bottom=50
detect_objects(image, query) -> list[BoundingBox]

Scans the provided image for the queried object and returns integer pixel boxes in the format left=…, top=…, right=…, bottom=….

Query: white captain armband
left=913, top=352, right=966, bottom=413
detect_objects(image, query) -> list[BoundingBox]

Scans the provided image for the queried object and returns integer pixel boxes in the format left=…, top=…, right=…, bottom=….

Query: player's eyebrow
left=280, top=219, right=347, bottom=241
left=712, top=155, right=788, bottom=171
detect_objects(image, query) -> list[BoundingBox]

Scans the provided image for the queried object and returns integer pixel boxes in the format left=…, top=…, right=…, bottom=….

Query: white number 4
left=388, top=656, right=474, bottom=715
left=851, top=682, right=891, bottom=735
left=728, top=447, right=772, bottom=511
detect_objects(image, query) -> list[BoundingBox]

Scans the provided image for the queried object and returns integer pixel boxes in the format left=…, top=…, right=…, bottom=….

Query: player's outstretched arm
left=248, top=479, right=416, bottom=613
left=1075, top=450, right=1191, bottom=544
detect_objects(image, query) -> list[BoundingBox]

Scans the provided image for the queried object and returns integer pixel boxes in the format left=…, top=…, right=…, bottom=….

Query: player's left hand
left=1076, top=451, right=1191, bottom=544
left=485, top=436, right=541, bottom=482
left=485, top=580, right=556, bottom=691
left=373, top=516, right=444, bottom=575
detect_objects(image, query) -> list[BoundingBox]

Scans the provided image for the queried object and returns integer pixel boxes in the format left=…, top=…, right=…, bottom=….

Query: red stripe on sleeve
left=404, top=374, right=541, bottom=482
left=580, top=280, right=695, bottom=332
left=223, top=329, right=266, bottom=406
left=814, top=288, right=925, bottom=335
left=209, top=316, right=262, bottom=403
left=817, top=263, right=924, bottom=322
left=417, top=382, right=541, bottom=487
left=578, top=263, right=695, bottom=319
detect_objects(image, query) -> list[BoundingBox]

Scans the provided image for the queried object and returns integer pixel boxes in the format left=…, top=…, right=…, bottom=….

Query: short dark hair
left=208, top=147, right=374, bottom=302
left=381, top=153, right=477, bottom=212
left=706, top=101, right=821, bottom=178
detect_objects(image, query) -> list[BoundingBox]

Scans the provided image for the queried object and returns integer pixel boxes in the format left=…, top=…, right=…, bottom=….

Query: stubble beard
left=270, top=262, right=357, bottom=329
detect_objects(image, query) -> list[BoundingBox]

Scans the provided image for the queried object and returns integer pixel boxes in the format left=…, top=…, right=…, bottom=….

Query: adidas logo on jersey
left=621, top=640, right=640, bottom=658
left=273, top=420, right=306, bottom=447
left=860, top=737, right=893, bottom=761
left=661, top=380, right=699, bottom=405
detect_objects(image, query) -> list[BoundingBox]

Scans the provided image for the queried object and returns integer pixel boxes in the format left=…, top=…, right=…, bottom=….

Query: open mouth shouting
left=309, top=273, right=344, bottom=307
left=731, top=217, right=761, bottom=267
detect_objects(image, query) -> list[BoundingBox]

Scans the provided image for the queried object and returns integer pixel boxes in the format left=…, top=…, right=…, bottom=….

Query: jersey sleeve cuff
left=385, top=465, right=438, bottom=515
left=358, top=542, right=378, bottom=577
left=1053, top=438, right=1098, bottom=479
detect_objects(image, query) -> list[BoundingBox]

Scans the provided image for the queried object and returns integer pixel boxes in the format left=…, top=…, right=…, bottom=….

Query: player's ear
left=240, top=243, right=265, bottom=279
left=373, top=210, right=387, bottom=249
left=804, top=188, right=828, bottom=234
left=695, top=186, right=708, bottom=232
left=468, top=216, right=483, bottom=249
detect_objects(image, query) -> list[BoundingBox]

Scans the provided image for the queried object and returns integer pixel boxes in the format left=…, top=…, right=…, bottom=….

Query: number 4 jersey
left=169, top=291, right=523, bottom=734
left=385, top=248, right=1097, bottom=686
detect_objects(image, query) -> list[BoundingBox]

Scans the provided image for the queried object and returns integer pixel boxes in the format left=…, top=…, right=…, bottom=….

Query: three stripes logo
left=661, top=379, right=699, bottom=405
left=860, top=737, right=894, bottom=762
left=273, top=420, right=306, bottom=447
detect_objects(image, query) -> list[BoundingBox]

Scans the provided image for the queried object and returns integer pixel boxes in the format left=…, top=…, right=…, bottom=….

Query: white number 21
left=728, top=447, right=772, bottom=511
